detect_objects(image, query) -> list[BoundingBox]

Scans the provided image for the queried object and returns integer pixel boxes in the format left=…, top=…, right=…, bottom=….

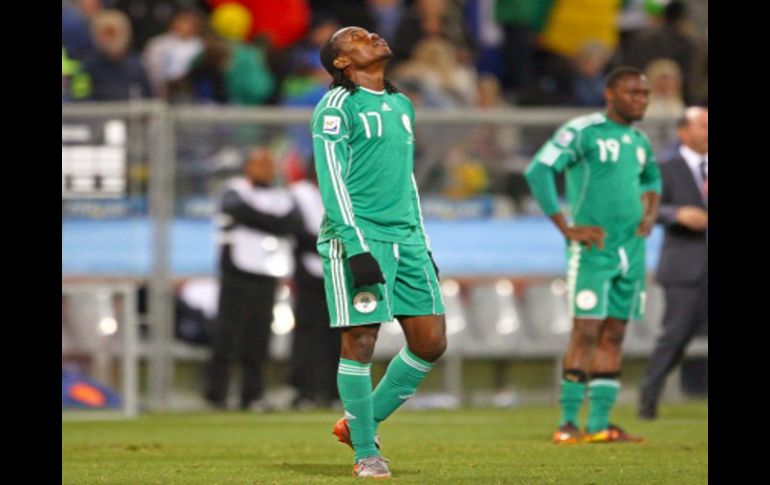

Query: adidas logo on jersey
left=381, top=102, right=392, bottom=111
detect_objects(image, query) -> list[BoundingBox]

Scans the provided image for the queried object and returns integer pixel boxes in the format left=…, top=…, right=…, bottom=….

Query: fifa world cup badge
left=323, top=115, right=341, bottom=135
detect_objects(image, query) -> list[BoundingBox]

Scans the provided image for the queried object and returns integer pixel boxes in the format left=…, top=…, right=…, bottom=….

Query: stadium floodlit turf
left=62, top=402, right=707, bottom=484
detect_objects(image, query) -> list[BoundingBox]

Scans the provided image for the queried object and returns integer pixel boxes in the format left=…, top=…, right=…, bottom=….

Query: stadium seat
left=440, top=279, right=472, bottom=358
left=522, top=279, right=572, bottom=355
left=63, top=289, right=118, bottom=355
left=463, top=279, right=532, bottom=358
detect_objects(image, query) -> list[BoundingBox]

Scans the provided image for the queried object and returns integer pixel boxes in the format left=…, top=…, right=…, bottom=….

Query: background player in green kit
left=310, top=26, right=446, bottom=478
left=524, top=67, right=662, bottom=444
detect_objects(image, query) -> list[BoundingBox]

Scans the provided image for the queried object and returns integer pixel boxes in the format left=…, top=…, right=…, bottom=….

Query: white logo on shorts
left=353, top=292, right=377, bottom=314
left=576, top=290, right=598, bottom=310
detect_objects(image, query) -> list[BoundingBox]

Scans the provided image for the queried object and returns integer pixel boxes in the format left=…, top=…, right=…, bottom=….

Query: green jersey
left=525, top=112, right=662, bottom=247
left=310, top=85, right=428, bottom=257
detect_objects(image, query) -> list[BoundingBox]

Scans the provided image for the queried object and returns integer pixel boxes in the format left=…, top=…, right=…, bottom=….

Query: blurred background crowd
left=62, top=0, right=707, bottom=111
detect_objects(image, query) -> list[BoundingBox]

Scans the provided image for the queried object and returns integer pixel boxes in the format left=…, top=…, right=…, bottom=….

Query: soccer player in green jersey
left=310, top=26, right=446, bottom=478
left=525, top=66, right=662, bottom=444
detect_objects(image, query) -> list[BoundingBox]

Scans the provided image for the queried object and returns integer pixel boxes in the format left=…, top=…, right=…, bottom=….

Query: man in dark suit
left=638, top=106, right=708, bottom=420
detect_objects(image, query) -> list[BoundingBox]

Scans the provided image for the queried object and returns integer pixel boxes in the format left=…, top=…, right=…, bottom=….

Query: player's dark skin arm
left=524, top=152, right=607, bottom=251
left=637, top=191, right=661, bottom=236
left=549, top=212, right=606, bottom=251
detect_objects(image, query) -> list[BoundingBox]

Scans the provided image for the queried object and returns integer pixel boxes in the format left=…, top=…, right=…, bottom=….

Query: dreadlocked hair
left=319, top=34, right=399, bottom=94
left=383, top=79, right=399, bottom=93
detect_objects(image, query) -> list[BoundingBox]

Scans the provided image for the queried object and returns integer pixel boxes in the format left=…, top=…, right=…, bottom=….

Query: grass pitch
left=62, top=401, right=707, bottom=484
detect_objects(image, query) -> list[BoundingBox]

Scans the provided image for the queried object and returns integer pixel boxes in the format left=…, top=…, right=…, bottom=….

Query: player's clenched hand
left=348, top=253, right=386, bottom=287
left=675, top=206, right=708, bottom=231
left=565, top=226, right=606, bottom=251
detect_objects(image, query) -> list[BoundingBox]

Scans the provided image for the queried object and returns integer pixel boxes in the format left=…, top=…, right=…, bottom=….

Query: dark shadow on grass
left=280, top=463, right=419, bottom=478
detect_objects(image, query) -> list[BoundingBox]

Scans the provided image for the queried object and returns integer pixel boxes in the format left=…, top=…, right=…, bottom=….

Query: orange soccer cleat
left=582, top=424, right=646, bottom=443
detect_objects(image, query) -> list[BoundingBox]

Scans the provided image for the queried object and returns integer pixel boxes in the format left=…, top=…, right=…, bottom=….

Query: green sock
left=587, top=379, right=620, bottom=433
left=337, top=359, right=378, bottom=461
left=559, top=380, right=586, bottom=427
left=372, top=348, right=433, bottom=431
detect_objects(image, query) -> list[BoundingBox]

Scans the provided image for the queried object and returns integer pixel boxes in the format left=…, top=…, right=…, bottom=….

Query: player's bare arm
left=550, top=213, right=607, bottom=251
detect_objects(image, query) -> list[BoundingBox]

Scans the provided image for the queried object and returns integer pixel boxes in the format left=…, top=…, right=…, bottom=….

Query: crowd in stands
left=62, top=0, right=708, bottom=110
left=62, top=0, right=707, bottom=211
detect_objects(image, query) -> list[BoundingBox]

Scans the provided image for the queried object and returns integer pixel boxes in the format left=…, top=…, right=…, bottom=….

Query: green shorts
left=566, top=237, right=647, bottom=321
left=318, top=238, right=445, bottom=327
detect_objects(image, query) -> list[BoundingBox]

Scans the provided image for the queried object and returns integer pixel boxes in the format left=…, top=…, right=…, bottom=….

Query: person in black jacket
left=203, top=147, right=306, bottom=410
left=638, top=106, right=708, bottom=419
